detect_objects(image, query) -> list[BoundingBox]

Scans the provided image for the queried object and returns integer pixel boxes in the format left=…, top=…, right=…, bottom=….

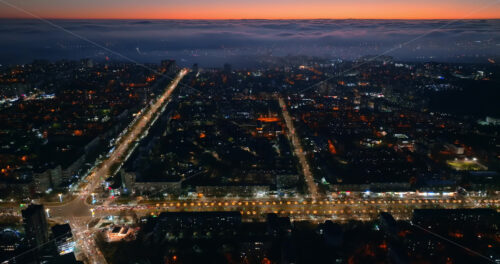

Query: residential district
left=0, top=57, right=498, bottom=263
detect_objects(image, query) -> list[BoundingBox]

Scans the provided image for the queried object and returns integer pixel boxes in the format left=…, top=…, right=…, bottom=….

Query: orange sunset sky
left=0, top=0, right=499, bottom=19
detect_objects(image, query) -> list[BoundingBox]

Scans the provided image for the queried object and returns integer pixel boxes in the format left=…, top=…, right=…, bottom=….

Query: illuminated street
left=279, top=97, right=319, bottom=199
left=88, top=196, right=499, bottom=221
left=44, top=69, right=188, bottom=263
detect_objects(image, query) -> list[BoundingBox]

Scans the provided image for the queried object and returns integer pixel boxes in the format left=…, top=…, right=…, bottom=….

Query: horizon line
left=1, top=17, right=500, bottom=20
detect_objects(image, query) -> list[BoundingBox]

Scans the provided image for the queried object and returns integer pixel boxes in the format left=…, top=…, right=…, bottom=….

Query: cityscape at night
left=0, top=1, right=499, bottom=263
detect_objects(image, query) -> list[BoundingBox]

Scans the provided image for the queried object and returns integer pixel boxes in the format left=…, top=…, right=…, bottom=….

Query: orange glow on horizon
left=1, top=2, right=499, bottom=20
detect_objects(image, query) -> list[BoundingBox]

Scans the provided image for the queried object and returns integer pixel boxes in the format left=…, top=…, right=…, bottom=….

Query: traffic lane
left=94, top=201, right=487, bottom=218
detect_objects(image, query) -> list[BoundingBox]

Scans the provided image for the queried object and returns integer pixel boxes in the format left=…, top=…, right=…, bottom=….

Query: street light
left=58, top=193, right=63, bottom=203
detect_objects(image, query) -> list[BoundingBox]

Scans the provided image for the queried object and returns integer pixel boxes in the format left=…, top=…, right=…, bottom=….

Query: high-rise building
left=22, top=204, right=49, bottom=250
left=223, top=63, right=232, bottom=73
left=80, top=58, right=93, bottom=68
left=51, top=224, right=75, bottom=256
left=192, top=63, right=199, bottom=73
left=161, top=60, right=178, bottom=75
